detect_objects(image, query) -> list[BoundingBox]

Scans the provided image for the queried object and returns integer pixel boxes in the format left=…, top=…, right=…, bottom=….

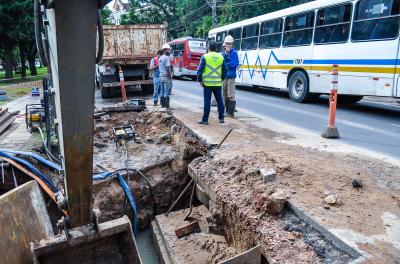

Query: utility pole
left=206, top=0, right=217, bottom=28
left=211, top=0, right=217, bottom=28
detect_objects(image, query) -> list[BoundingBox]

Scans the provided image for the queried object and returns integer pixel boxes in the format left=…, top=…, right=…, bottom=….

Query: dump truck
left=97, top=23, right=168, bottom=98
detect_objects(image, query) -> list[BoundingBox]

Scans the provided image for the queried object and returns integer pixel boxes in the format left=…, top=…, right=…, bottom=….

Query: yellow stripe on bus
left=240, top=65, right=398, bottom=74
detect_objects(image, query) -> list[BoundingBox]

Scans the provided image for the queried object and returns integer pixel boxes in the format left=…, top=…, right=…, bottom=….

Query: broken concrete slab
left=259, top=168, right=276, bottom=182
left=0, top=181, right=53, bottom=264
left=175, top=221, right=200, bottom=238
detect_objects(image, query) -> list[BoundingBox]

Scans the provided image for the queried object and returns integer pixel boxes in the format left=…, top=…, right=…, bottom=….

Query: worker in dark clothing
left=197, top=41, right=228, bottom=125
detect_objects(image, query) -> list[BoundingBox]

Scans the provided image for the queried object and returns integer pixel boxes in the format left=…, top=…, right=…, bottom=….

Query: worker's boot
left=225, top=101, right=234, bottom=118
left=165, top=96, right=170, bottom=109
left=224, top=98, right=229, bottom=115
left=160, top=97, right=165, bottom=108
left=231, top=101, right=236, bottom=117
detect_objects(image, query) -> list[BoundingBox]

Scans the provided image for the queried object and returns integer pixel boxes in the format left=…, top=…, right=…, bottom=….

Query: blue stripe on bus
left=238, top=50, right=399, bottom=80
left=303, top=59, right=398, bottom=65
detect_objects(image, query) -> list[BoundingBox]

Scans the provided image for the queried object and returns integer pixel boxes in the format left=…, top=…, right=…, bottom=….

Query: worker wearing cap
left=159, top=43, right=173, bottom=108
left=197, top=41, right=228, bottom=125
left=222, top=35, right=239, bottom=117
left=150, top=49, right=163, bottom=106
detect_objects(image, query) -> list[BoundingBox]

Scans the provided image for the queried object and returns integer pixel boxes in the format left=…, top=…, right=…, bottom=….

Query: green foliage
left=101, top=6, right=113, bottom=25
left=117, top=0, right=310, bottom=39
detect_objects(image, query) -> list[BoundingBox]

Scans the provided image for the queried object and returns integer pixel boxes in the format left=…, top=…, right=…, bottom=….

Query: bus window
left=173, top=43, right=184, bottom=57
left=259, top=18, right=283, bottom=48
left=216, top=31, right=227, bottom=51
left=241, top=24, right=259, bottom=50
left=314, top=3, right=351, bottom=44
left=228, top=28, right=242, bottom=50
left=352, top=0, right=400, bottom=41
left=283, top=12, right=315, bottom=46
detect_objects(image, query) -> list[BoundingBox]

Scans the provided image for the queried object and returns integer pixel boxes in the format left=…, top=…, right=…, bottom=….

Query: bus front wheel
left=288, top=71, right=318, bottom=103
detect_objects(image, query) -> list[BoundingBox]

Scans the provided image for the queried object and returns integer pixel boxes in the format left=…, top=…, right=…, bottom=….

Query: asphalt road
left=169, top=79, right=400, bottom=160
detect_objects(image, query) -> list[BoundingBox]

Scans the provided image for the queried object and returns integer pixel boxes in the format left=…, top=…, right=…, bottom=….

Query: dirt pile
left=191, top=151, right=357, bottom=263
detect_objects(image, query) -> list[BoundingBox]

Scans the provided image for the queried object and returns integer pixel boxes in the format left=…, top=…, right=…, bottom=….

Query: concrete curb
left=286, top=200, right=361, bottom=259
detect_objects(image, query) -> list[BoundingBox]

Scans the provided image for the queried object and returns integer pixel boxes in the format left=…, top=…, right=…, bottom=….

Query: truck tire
left=288, top=71, right=318, bottom=103
left=99, top=73, right=111, bottom=98
left=144, top=83, right=154, bottom=95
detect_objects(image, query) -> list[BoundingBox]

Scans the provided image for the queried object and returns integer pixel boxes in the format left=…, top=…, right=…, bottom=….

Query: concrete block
left=175, top=221, right=200, bottom=238
left=0, top=181, right=53, bottom=264
left=259, top=168, right=276, bottom=182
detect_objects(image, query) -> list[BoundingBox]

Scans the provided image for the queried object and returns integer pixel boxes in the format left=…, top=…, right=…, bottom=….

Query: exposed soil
left=172, top=106, right=400, bottom=263
left=153, top=205, right=238, bottom=264
left=91, top=110, right=207, bottom=229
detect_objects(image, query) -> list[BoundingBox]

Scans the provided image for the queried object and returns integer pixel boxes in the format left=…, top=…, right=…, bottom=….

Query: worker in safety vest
left=150, top=49, right=163, bottom=106
left=222, top=35, right=239, bottom=117
left=197, top=41, right=228, bottom=125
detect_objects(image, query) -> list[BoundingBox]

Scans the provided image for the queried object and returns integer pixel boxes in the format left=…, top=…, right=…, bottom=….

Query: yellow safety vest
left=203, top=52, right=224, bottom=87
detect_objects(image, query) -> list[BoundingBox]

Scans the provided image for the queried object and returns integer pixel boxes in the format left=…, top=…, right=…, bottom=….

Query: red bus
left=168, top=37, right=207, bottom=80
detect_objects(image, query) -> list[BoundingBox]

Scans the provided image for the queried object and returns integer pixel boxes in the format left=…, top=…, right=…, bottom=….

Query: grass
left=0, top=68, right=47, bottom=106
left=0, top=67, right=48, bottom=86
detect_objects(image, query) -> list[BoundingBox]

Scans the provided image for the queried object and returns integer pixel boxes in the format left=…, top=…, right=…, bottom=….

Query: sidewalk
left=0, top=96, right=41, bottom=149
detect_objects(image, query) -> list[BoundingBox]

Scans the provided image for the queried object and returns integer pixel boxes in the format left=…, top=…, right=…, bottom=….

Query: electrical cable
left=96, top=9, right=104, bottom=64
left=36, top=126, right=61, bottom=164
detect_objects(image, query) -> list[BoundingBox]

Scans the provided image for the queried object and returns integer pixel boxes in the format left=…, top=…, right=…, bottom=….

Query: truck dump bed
left=102, top=24, right=168, bottom=65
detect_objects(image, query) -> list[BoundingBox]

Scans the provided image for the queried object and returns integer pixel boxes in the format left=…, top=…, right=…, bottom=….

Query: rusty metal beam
left=48, top=0, right=98, bottom=227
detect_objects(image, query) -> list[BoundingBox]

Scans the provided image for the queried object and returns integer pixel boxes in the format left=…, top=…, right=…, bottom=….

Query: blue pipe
left=116, top=172, right=138, bottom=237
left=0, top=151, right=60, bottom=193
left=1, top=150, right=138, bottom=236
left=93, top=171, right=138, bottom=236
left=1, top=149, right=62, bottom=172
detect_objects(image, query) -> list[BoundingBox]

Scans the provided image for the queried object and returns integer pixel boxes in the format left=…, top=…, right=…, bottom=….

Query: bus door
left=172, top=43, right=184, bottom=77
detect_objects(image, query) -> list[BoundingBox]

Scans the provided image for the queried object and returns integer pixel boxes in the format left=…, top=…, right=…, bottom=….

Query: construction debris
left=352, top=179, right=363, bottom=188
left=0, top=107, right=16, bottom=134
left=175, top=221, right=201, bottom=238
left=259, top=168, right=276, bottom=182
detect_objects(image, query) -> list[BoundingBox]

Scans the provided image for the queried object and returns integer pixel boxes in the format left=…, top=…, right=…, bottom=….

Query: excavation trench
left=0, top=109, right=357, bottom=263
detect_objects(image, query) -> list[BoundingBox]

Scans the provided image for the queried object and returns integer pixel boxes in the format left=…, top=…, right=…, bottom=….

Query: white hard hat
left=224, top=35, right=234, bottom=44
left=162, top=43, right=171, bottom=50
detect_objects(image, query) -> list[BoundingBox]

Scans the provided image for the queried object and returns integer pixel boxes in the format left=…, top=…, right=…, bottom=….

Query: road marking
left=392, top=124, right=400, bottom=128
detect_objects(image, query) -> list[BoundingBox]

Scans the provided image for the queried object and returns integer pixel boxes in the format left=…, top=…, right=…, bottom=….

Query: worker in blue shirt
left=222, top=35, right=239, bottom=117
left=197, top=41, right=228, bottom=125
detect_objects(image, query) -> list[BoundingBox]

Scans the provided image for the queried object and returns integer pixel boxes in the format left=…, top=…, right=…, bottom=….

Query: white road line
left=392, top=124, right=400, bottom=128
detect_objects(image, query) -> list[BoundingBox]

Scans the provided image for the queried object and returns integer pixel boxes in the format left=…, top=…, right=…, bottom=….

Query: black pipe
left=34, top=0, right=48, bottom=67
left=96, top=9, right=104, bottom=64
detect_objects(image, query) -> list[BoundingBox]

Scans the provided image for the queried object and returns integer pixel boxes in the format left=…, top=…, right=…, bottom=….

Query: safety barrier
left=0, top=78, right=43, bottom=98
left=119, top=68, right=128, bottom=102
left=321, top=65, right=340, bottom=139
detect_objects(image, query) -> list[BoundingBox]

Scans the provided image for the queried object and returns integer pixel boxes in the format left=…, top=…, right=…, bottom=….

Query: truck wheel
left=144, top=84, right=154, bottom=95
left=288, top=71, right=318, bottom=103
left=99, top=73, right=111, bottom=98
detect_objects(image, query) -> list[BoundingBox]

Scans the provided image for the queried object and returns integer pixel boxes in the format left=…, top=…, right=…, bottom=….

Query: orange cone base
left=321, top=126, right=340, bottom=139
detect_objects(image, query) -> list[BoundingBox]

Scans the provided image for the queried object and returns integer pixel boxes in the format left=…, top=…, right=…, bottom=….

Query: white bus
left=208, top=0, right=400, bottom=103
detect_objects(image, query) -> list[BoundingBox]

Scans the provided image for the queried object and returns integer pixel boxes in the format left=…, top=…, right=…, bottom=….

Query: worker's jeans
left=153, top=76, right=160, bottom=102
left=160, top=78, right=172, bottom=97
left=201, top=85, right=225, bottom=122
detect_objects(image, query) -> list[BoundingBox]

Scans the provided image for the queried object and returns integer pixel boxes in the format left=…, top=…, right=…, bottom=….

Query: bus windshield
left=188, top=40, right=207, bottom=53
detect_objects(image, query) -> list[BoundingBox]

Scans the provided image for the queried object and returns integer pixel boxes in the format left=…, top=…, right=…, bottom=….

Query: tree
left=0, top=1, right=21, bottom=79
left=101, top=6, right=112, bottom=25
